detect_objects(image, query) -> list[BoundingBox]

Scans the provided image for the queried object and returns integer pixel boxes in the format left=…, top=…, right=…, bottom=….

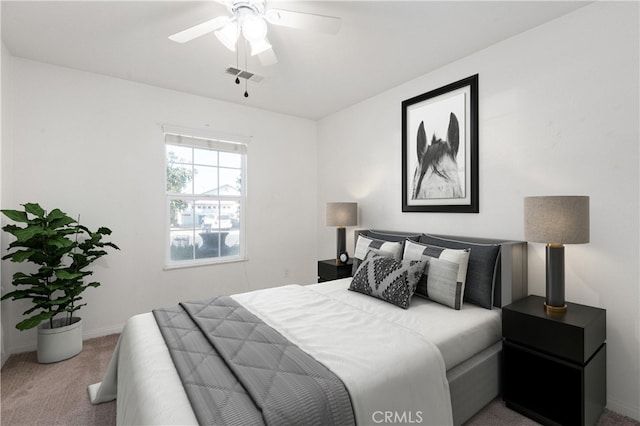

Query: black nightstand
left=317, top=258, right=353, bottom=282
left=502, top=295, right=606, bottom=426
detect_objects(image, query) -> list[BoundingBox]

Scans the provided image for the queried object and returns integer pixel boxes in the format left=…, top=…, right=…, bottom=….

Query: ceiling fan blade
left=258, top=44, right=278, bottom=66
left=169, top=16, right=232, bottom=43
left=265, top=9, right=341, bottom=34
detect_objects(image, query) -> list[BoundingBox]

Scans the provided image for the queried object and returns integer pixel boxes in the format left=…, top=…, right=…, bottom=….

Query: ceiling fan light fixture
left=215, top=22, right=239, bottom=51
left=169, top=0, right=342, bottom=71
left=249, top=37, right=272, bottom=56
left=241, top=15, right=268, bottom=43
left=264, top=9, right=281, bottom=25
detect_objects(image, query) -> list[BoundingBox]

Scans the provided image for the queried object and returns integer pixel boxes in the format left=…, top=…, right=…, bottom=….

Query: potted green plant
left=1, top=202, right=119, bottom=363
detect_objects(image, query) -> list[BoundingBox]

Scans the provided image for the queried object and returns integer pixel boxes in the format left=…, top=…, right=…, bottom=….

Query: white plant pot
left=37, top=317, right=83, bottom=364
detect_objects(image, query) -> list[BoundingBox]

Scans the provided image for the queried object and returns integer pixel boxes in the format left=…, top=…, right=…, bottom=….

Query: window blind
left=162, top=125, right=249, bottom=154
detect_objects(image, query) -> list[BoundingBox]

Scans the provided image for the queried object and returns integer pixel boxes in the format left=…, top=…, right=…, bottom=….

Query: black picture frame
left=402, top=74, right=478, bottom=213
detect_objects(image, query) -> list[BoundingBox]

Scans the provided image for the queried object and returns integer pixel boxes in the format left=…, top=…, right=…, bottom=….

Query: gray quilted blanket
left=153, top=296, right=355, bottom=426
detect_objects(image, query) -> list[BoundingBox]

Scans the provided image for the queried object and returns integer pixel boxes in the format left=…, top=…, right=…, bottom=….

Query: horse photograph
left=411, top=112, right=463, bottom=200
left=401, top=74, right=478, bottom=213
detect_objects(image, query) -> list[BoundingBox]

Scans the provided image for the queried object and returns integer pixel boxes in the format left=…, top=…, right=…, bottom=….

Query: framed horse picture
left=402, top=74, right=479, bottom=213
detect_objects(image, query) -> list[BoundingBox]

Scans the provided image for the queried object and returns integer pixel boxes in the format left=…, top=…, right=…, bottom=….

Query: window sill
left=164, top=256, right=248, bottom=271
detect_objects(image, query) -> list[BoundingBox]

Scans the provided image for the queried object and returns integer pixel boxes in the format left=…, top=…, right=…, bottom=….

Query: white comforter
left=89, top=283, right=454, bottom=425
left=310, top=279, right=502, bottom=370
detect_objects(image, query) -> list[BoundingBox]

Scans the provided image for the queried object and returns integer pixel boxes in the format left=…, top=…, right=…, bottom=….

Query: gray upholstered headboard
left=353, top=230, right=528, bottom=308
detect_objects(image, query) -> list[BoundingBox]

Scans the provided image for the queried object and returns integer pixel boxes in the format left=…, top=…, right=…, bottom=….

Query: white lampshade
left=215, top=22, right=239, bottom=51
left=242, top=15, right=268, bottom=42
left=326, top=202, right=357, bottom=227
left=249, top=37, right=272, bottom=56
left=524, top=196, right=590, bottom=244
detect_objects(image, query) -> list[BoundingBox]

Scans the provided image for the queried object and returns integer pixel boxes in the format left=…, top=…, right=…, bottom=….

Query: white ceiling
left=2, top=1, right=591, bottom=120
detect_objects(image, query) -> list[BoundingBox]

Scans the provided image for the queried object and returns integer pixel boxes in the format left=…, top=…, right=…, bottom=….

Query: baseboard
left=4, top=324, right=124, bottom=360
left=8, top=341, right=37, bottom=356
left=83, top=324, right=124, bottom=340
left=606, top=398, right=640, bottom=422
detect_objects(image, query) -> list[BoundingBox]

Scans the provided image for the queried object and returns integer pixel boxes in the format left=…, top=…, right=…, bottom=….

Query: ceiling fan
left=168, top=0, right=342, bottom=66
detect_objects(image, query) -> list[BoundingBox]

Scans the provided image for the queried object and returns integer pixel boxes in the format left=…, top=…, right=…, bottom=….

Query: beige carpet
left=1, top=333, right=638, bottom=425
left=1, top=334, right=117, bottom=425
left=466, top=398, right=640, bottom=426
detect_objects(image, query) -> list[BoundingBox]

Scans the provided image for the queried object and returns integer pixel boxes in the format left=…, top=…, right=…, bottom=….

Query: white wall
left=1, top=56, right=319, bottom=355
left=2, top=0, right=638, bottom=420
left=0, top=16, right=7, bottom=366
left=317, top=2, right=639, bottom=420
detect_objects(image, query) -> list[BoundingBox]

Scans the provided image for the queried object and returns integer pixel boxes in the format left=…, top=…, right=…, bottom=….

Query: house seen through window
left=164, top=129, right=247, bottom=267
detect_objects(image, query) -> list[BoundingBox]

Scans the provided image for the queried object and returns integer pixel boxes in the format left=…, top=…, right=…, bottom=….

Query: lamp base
left=545, top=244, right=566, bottom=313
left=336, top=227, right=346, bottom=262
left=544, top=303, right=568, bottom=314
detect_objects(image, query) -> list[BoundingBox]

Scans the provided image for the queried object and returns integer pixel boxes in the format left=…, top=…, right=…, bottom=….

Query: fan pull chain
left=244, top=40, right=249, bottom=97
left=235, top=47, right=240, bottom=85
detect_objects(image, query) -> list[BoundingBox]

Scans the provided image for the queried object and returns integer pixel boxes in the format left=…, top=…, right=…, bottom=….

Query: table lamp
left=325, top=202, right=358, bottom=263
left=524, top=196, right=590, bottom=313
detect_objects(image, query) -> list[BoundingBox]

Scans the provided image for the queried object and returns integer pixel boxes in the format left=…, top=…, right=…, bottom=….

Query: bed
left=88, top=230, right=527, bottom=426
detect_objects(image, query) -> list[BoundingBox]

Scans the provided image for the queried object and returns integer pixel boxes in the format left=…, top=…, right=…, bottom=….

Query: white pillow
left=354, top=235, right=403, bottom=261
left=403, top=239, right=470, bottom=309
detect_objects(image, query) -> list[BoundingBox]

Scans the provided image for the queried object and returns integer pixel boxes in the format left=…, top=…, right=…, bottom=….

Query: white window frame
left=163, top=125, right=249, bottom=269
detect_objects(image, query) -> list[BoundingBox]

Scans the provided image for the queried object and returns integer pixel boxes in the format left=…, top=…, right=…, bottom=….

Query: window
left=164, top=127, right=247, bottom=267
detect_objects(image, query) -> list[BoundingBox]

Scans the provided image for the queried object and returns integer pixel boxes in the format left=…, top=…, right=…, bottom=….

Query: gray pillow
left=367, top=230, right=422, bottom=244
left=419, top=235, right=501, bottom=309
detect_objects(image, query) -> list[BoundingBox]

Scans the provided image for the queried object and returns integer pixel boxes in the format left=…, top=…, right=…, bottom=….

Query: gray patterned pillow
left=419, top=235, right=500, bottom=309
left=403, top=239, right=470, bottom=309
left=352, top=235, right=404, bottom=275
left=349, top=251, right=427, bottom=309
left=422, top=256, right=464, bottom=310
